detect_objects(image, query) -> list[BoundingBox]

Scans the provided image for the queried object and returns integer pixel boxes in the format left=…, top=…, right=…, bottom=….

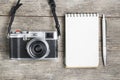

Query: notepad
left=65, top=13, right=100, bottom=68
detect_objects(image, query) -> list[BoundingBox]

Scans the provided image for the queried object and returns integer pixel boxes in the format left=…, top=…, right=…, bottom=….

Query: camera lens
left=30, top=41, right=47, bottom=56
left=34, top=45, right=42, bottom=53
left=26, top=38, right=50, bottom=59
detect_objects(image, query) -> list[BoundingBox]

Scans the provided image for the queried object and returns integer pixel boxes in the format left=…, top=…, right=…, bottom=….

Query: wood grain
left=0, top=0, right=120, bottom=80
left=0, top=51, right=120, bottom=80
left=0, top=0, right=120, bottom=17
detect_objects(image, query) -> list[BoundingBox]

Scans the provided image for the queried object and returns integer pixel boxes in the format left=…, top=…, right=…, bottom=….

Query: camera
left=7, top=0, right=60, bottom=60
left=9, top=30, right=58, bottom=59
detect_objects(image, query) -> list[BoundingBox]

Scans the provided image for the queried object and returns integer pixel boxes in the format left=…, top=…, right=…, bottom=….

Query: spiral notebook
left=65, top=13, right=100, bottom=68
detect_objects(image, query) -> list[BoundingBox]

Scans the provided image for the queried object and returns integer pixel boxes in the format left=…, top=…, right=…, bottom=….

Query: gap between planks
left=0, top=15, right=120, bottom=18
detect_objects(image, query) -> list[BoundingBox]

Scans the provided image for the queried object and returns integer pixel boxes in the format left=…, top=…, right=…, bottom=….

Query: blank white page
left=65, top=14, right=99, bottom=68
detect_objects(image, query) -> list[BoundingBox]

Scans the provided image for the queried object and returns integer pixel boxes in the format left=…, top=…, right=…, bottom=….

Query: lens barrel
left=26, top=38, right=50, bottom=59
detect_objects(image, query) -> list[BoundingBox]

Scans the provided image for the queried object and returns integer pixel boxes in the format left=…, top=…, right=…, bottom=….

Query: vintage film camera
left=7, top=0, right=60, bottom=60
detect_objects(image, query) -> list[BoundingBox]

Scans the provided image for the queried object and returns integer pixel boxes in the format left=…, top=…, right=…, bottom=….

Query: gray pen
left=102, top=14, right=107, bottom=66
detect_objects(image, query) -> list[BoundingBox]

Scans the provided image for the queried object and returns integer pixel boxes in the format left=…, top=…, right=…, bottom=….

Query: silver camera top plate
left=9, top=31, right=58, bottom=40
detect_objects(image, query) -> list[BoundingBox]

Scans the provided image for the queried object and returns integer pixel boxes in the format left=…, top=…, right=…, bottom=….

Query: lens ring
left=30, top=41, right=47, bottom=57
left=26, top=38, right=50, bottom=59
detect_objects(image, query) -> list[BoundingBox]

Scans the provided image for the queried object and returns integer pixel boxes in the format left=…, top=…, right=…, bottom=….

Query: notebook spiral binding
left=66, top=13, right=99, bottom=17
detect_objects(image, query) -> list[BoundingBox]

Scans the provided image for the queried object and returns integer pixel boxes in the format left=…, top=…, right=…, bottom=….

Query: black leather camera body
left=9, top=31, right=58, bottom=59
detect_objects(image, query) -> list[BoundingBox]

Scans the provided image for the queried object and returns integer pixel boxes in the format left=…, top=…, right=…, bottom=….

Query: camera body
left=9, top=30, right=58, bottom=60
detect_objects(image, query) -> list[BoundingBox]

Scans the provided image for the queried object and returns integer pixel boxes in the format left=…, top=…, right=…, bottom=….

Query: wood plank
left=0, top=0, right=120, bottom=17
left=0, top=51, right=120, bottom=80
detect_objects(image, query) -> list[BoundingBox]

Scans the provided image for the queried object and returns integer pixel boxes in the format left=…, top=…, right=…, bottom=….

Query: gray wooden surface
left=0, top=0, right=120, bottom=80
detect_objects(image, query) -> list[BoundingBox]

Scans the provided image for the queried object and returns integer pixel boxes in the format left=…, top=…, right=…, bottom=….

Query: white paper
left=65, top=14, right=99, bottom=68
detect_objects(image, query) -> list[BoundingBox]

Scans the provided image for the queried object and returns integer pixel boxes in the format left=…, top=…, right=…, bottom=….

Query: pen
left=102, top=14, right=107, bottom=66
